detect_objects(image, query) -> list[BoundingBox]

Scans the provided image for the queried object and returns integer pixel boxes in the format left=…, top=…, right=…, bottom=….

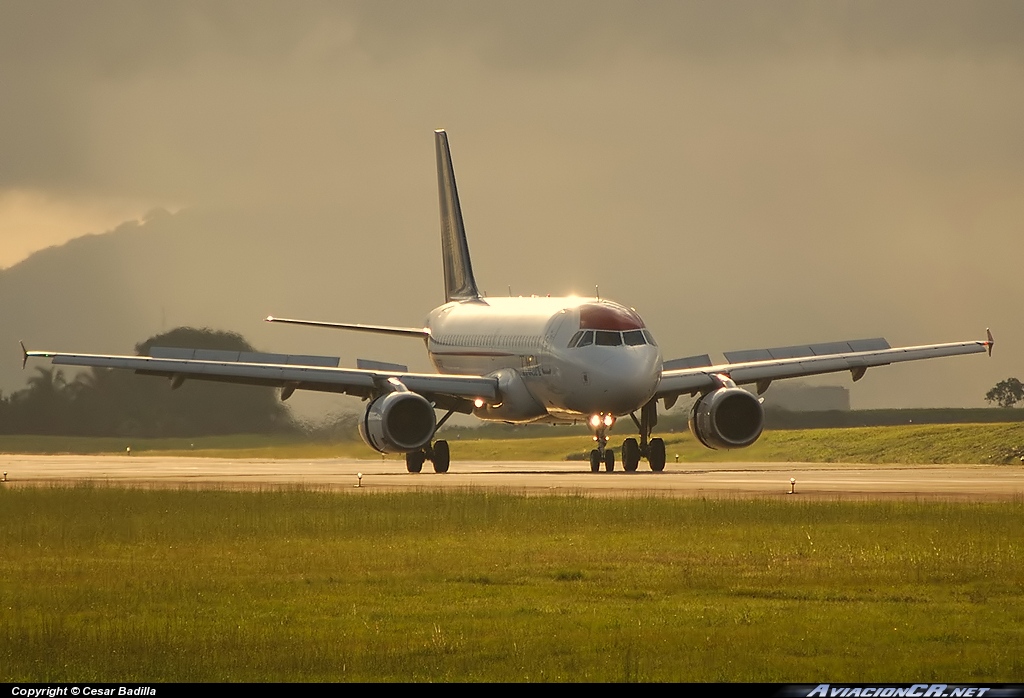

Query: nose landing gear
left=588, top=413, right=616, bottom=472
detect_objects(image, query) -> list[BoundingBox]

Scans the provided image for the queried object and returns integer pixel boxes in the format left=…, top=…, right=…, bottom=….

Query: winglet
left=435, top=129, right=482, bottom=302
left=19, top=341, right=27, bottom=369
left=986, top=328, right=994, bottom=357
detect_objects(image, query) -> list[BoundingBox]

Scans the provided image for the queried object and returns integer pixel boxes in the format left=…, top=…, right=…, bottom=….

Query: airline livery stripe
left=430, top=351, right=515, bottom=357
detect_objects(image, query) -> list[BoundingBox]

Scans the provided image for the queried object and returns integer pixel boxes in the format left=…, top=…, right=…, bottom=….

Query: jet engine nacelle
left=359, top=391, right=436, bottom=454
left=688, top=386, right=764, bottom=450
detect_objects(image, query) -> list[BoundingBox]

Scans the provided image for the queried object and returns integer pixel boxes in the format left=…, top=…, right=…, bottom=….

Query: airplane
left=23, top=130, right=994, bottom=473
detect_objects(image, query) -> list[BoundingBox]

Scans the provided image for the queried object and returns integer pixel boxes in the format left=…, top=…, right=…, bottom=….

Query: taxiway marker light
left=789, top=478, right=796, bottom=495
left=357, top=472, right=363, bottom=488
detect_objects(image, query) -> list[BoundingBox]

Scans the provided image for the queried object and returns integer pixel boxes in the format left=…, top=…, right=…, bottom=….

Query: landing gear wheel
left=604, top=449, right=615, bottom=472
left=622, top=438, right=640, bottom=472
left=405, top=450, right=425, bottom=473
left=589, top=449, right=601, bottom=473
left=648, top=438, right=666, bottom=472
left=432, top=440, right=450, bottom=473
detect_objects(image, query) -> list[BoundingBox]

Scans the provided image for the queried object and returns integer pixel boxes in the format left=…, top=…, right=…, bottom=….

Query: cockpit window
left=623, top=330, right=646, bottom=346
left=595, top=330, right=623, bottom=346
left=571, top=329, right=659, bottom=348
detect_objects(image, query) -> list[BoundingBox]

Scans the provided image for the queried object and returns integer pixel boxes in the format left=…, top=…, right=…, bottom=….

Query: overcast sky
left=1, top=1, right=1021, bottom=411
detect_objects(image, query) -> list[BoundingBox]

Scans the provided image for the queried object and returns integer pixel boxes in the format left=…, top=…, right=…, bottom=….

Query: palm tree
left=24, top=367, right=68, bottom=401
left=13, top=367, right=72, bottom=433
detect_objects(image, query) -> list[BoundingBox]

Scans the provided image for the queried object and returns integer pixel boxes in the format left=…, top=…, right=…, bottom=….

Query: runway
left=1, top=454, right=1022, bottom=500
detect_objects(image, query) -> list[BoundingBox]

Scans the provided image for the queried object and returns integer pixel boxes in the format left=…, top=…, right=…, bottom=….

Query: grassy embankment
left=2, top=421, right=1023, bottom=463
left=1, top=487, right=1021, bottom=681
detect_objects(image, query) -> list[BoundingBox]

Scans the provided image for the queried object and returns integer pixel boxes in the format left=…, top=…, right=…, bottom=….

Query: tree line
left=0, top=328, right=298, bottom=437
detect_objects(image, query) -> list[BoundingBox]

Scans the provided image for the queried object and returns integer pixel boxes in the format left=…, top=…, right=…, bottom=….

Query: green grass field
left=1, top=487, right=1022, bottom=682
left=3, top=422, right=1024, bottom=464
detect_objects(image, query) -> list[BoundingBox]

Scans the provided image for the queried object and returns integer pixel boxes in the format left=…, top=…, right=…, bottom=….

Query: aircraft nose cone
left=580, top=347, right=660, bottom=415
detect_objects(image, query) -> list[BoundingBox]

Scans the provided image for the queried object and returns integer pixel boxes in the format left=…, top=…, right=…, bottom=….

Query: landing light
left=589, top=414, right=602, bottom=428
left=603, top=414, right=614, bottom=427
left=473, top=398, right=485, bottom=408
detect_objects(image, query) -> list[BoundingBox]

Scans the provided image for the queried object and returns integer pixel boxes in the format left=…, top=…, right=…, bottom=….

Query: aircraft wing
left=23, top=346, right=497, bottom=413
left=655, top=333, right=993, bottom=401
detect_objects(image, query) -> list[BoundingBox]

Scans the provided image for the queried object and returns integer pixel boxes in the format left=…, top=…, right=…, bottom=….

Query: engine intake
left=359, top=391, right=436, bottom=453
left=688, top=387, right=764, bottom=450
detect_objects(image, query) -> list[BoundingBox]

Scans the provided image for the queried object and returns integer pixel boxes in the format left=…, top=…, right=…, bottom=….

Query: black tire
left=649, top=437, right=666, bottom=472
left=604, top=448, right=615, bottom=472
left=405, top=450, right=424, bottom=473
left=622, top=438, right=640, bottom=472
left=432, top=440, right=450, bottom=473
left=589, top=449, right=601, bottom=472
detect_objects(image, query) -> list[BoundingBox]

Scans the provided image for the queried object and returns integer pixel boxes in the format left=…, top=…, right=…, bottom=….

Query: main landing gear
left=405, top=440, right=451, bottom=473
left=629, top=399, right=666, bottom=471
left=588, top=400, right=667, bottom=473
left=618, top=435, right=665, bottom=472
left=404, top=409, right=455, bottom=474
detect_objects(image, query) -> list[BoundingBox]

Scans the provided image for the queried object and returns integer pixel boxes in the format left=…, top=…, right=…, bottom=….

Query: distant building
left=761, top=382, right=850, bottom=412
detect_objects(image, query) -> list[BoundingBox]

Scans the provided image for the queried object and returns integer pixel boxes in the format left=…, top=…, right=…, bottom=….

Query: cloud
left=1, top=1, right=1021, bottom=200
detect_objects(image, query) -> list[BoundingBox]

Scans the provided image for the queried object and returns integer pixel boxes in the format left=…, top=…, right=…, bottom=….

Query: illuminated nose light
left=589, top=414, right=602, bottom=428
left=473, top=398, right=485, bottom=408
left=603, top=414, right=615, bottom=427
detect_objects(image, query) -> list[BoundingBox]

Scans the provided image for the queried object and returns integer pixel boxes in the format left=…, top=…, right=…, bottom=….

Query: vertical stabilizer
left=435, top=129, right=482, bottom=302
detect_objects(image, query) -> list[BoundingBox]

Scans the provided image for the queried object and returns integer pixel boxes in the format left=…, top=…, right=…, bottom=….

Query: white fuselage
left=425, top=296, right=662, bottom=423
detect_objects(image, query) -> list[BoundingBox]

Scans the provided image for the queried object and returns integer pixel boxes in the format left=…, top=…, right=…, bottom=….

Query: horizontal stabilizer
left=724, top=337, right=890, bottom=363
left=266, top=316, right=430, bottom=338
left=662, top=354, right=713, bottom=371
left=357, top=358, right=409, bottom=372
left=149, top=346, right=340, bottom=367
